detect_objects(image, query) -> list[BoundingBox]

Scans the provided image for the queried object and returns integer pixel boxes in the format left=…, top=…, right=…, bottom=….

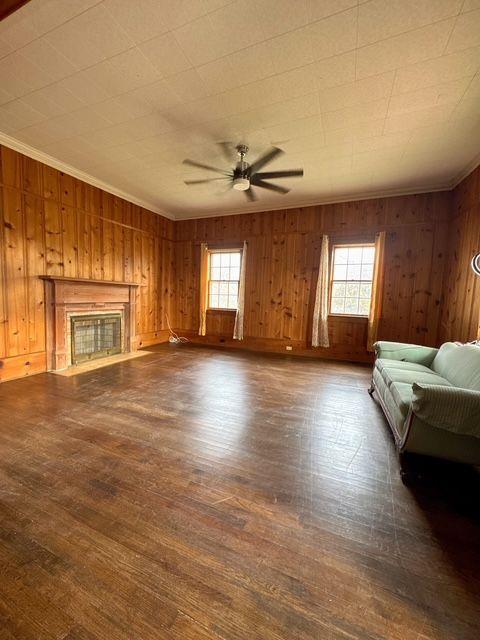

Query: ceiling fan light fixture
left=233, top=177, right=250, bottom=191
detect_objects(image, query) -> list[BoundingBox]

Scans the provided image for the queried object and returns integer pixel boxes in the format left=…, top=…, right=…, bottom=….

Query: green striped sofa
left=369, top=341, right=480, bottom=474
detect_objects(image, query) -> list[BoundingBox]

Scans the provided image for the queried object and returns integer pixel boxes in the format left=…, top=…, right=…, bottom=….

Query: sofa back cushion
left=432, top=343, right=480, bottom=391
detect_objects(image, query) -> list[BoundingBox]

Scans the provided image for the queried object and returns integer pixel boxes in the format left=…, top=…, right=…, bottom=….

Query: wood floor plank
left=0, top=345, right=478, bottom=639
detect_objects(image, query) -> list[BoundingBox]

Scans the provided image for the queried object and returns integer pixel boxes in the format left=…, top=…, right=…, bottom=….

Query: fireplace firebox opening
left=71, top=313, right=122, bottom=365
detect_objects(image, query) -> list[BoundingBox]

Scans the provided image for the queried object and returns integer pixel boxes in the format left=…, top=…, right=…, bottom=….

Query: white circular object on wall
left=472, top=253, right=480, bottom=276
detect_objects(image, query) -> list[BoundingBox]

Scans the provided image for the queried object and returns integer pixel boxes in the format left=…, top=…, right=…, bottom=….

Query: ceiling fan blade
left=216, top=141, right=236, bottom=163
left=248, top=146, right=284, bottom=175
left=253, top=169, right=303, bottom=179
left=250, top=178, right=289, bottom=195
left=244, top=187, right=257, bottom=202
left=184, top=177, right=230, bottom=185
left=183, top=159, right=228, bottom=174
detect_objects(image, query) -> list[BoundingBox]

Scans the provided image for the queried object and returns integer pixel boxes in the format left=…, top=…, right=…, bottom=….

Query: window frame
left=207, top=248, right=242, bottom=312
left=328, top=242, right=376, bottom=318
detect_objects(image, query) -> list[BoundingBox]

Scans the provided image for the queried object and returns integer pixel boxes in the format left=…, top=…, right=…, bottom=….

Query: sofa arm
left=374, top=341, right=438, bottom=366
left=412, top=383, right=480, bottom=438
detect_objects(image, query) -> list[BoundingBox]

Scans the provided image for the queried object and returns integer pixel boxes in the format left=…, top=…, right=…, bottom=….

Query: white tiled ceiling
left=0, top=0, right=479, bottom=219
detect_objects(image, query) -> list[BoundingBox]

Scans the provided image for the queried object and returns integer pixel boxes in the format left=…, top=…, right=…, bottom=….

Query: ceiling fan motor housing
left=233, top=177, right=250, bottom=191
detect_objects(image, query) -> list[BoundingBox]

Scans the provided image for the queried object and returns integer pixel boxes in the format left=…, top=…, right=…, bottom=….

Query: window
left=208, top=250, right=241, bottom=309
left=330, top=244, right=375, bottom=316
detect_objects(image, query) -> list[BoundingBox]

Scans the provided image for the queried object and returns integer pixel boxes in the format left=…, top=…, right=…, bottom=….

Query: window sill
left=207, top=308, right=237, bottom=313
left=328, top=314, right=369, bottom=322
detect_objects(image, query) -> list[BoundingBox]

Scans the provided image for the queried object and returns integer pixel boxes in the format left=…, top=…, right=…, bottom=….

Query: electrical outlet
left=285, top=345, right=293, bottom=351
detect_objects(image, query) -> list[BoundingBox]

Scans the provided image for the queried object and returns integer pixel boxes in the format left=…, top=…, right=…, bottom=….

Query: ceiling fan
left=182, top=144, right=303, bottom=201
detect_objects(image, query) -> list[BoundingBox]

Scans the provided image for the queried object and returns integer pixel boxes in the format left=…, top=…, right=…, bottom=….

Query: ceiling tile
left=324, top=119, right=384, bottom=144
left=0, top=83, right=15, bottom=106
left=0, top=99, right=45, bottom=129
left=126, top=112, right=175, bottom=141
left=313, top=51, right=356, bottom=90
left=50, top=106, right=113, bottom=138
left=0, top=105, right=26, bottom=133
left=358, top=0, right=463, bottom=47
left=20, top=37, right=78, bottom=81
left=262, top=115, right=323, bottom=145
left=256, top=0, right=309, bottom=38
left=44, top=4, right=134, bottom=69
left=29, top=0, right=101, bottom=33
left=0, top=35, right=14, bottom=58
left=158, top=0, right=210, bottom=31
left=393, top=46, right=480, bottom=94
left=356, top=18, right=456, bottom=78
left=173, top=15, right=226, bottom=66
left=55, top=70, right=114, bottom=105
left=275, top=66, right=317, bottom=100
left=116, top=80, right=183, bottom=118
left=196, top=57, right=238, bottom=94
left=19, top=88, right=68, bottom=118
left=15, top=118, right=70, bottom=147
left=445, top=8, right=480, bottom=53
left=91, top=98, right=137, bottom=125
left=71, top=49, right=161, bottom=102
left=268, top=28, right=314, bottom=74
left=322, top=98, right=389, bottom=131
left=352, top=131, right=412, bottom=153
left=308, top=8, right=357, bottom=61
left=139, top=32, right=193, bottom=77
left=306, top=0, right=358, bottom=23
left=388, top=77, right=472, bottom=116
left=384, top=103, right=454, bottom=133
left=207, top=1, right=266, bottom=57
left=462, top=0, right=480, bottom=10
left=318, top=71, right=394, bottom=112
left=164, top=68, right=211, bottom=102
left=0, top=52, right=54, bottom=97
left=225, top=42, right=276, bottom=87
left=102, top=0, right=170, bottom=44
left=0, top=3, right=41, bottom=50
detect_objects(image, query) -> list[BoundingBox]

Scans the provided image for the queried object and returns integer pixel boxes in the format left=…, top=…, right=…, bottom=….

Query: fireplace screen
left=71, top=314, right=122, bottom=364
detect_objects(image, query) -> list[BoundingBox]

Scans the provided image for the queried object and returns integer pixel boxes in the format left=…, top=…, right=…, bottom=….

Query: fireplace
left=71, top=313, right=122, bottom=364
left=41, top=276, right=139, bottom=371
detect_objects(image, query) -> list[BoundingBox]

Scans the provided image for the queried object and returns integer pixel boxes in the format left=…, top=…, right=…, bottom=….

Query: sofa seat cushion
left=376, top=358, right=433, bottom=375
left=380, top=367, right=452, bottom=389
left=390, top=382, right=413, bottom=419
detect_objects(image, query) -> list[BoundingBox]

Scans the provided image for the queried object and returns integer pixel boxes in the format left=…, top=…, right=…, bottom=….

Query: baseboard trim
left=176, top=331, right=374, bottom=364
left=0, top=351, right=47, bottom=383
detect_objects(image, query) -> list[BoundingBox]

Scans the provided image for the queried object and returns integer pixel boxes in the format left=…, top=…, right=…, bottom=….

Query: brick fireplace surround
left=41, top=277, right=139, bottom=371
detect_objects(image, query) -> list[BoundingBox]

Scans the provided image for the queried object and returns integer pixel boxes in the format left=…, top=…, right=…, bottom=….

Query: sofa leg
left=399, top=452, right=423, bottom=486
left=368, top=382, right=374, bottom=397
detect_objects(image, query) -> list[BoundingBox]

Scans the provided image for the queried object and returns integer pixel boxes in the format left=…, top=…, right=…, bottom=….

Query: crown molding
left=2, top=132, right=478, bottom=223
left=173, top=183, right=452, bottom=221
left=450, top=154, right=480, bottom=190
left=0, top=133, right=174, bottom=220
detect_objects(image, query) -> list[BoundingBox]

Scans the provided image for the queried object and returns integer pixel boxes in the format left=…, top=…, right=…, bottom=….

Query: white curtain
left=233, top=241, right=247, bottom=340
left=312, top=235, right=330, bottom=348
left=367, top=231, right=386, bottom=352
left=199, top=243, right=208, bottom=336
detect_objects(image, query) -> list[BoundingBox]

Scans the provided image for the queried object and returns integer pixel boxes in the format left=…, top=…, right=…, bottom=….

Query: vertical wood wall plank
left=0, top=145, right=174, bottom=382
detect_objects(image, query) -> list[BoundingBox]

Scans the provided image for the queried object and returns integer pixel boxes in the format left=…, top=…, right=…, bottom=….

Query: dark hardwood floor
left=0, top=344, right=478, bottom=640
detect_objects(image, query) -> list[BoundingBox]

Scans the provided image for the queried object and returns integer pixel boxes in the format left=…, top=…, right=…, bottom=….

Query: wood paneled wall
left=440, top=165, right=480, bottom=342
left=172, top=193, right=450, bottom=362
left=0, top=146, right=174, bottom=382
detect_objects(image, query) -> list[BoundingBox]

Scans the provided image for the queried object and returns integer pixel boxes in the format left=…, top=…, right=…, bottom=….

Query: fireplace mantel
left=40, top=276, right=140, bottom=287
left=41, top=276, right=140, bottom=371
